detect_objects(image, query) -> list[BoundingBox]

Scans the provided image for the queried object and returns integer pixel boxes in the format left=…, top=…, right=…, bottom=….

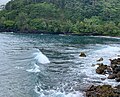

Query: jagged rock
left=96, top=63, right=107, bottom=74
left=86, top=85, right=120, bottom=97
left=101, top=78, right=106, bottom=80
left=117, top=72, right=120, bottom=78
left=115, top=78, right=120, bottom=82
left=97, top=57, right=103, bottom=62
left=118, top=55, right=120, bottom=57
left=115, top=85, right=120, bottom=89
left=106, top=66, right=113, bottom=74
left=113, top=66, right=120, bottom=74
left=110, top=58, right=120, bottom=66
left=79, top=52, right=86, bottom=57
left=108, top=74, right=117, bottom=79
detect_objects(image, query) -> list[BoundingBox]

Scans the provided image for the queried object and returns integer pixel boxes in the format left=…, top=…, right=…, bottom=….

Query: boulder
left=97, top=57, right=103, bottom=62
left=108, top=74, right=117, bottom=79
left=106, top=66, right=113, bottom=74
left=116, top=72, right=120, bottom=78
left=110, top=58, right=120, bottom=66
left=115, top=78, right=120, bottom=82
left=79, top=52, right=86, bottom=57
left=96, top=64, right=107, bottom=74
left=113, top=66, right=120, bottom=74
left=86, top=85, right=120, bottom=97
left=101, top=78, right=106, bottom=80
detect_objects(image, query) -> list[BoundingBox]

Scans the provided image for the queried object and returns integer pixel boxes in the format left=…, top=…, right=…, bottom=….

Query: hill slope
left=0, top=0, right=120, bottom=36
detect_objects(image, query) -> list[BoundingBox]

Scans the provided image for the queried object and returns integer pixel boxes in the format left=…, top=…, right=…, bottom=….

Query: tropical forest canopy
left=0, top=0, right=120, bottom=36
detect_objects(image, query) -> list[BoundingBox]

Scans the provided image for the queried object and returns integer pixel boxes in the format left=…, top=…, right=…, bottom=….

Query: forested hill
left=0, top=0, right=120, bottom=36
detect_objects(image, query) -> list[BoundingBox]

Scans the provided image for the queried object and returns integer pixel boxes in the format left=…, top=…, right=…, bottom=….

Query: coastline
left=0, top=32, right=120, bottom=96
left=0, top=30, right=120, bottom=38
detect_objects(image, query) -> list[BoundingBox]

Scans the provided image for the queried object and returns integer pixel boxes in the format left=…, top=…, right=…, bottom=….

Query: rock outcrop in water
left=96, top=63, right=107, bottom=74
left=95, top=58, right=120, bottom=82
left=97, top=57, right=103, bottom=62
left=110, top=58, right=120, bottom=82
left=86, top=58, right=120, bottom=97
left=79, top=52, right=86, bottom=57
left=86, top=85, right=120, bottom=97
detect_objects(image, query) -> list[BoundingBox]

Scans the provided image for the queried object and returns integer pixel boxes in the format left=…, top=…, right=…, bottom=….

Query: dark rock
left=118, top=55, right=120, bottom=57
left=108, top=74, right=117, bottom=79
left=96, top=64, right=107, bottom=74
left=37, top=87, right=40, bottom=92
left=79, top=52, right=86, bottom=57
left=110, top=58, right=120, bottom=66
left=106, top=66, right=113, bottom=74
left=97, top=57, right=103, bottom=62
left=117, top=72, right=120, bottom=78
left=113, top=66, right=120, bottom=74
left=86, top=85, right=120, bottom=97
left=115, top=85, right=120, bottom=89
left=109, top=58, right=120, bottom=76
left=111, top=64, right=118, bottom=70
left=115, top=78, right=120, bottom=82
left=101, top=78, right=106, bottom=80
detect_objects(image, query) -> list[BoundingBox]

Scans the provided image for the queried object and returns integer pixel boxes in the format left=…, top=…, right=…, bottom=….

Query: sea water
left=0, top=33, right=120, bottom=97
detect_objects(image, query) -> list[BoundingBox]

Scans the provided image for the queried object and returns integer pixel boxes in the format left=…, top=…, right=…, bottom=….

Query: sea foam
left=33, top=49, right=50, bottom=64
left=26, top=63, right=40, bottom=73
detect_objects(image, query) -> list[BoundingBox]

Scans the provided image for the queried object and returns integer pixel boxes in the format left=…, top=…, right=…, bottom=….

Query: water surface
left=0, top=33, right=120, bottom=97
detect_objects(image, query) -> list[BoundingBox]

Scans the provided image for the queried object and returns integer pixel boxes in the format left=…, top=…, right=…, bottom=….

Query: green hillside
left=0, top=0, right=120, bottom=36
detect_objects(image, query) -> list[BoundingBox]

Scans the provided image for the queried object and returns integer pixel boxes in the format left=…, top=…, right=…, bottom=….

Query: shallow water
left=0, top=33, right=120, bottom=97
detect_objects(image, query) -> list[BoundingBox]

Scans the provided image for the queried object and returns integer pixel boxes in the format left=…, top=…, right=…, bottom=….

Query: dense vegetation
left=0, top=0, right=120, bottom=36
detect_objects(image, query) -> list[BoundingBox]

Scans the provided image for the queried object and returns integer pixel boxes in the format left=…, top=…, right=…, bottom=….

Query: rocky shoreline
left=86, top=57, right=120, bottom=97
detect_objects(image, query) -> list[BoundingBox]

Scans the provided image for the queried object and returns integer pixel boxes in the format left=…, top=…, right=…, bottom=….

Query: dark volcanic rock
left=108, top=74, right=117, bottom=79
left=86, top=85, right=120, bottom=97
left=95, top=58, right=120, bottom=81
left=117, top=72, right=120, bottom=77
left=115, top=78, right=120, bottom=82
left=79, top=52, right=86, bottom=57
left=97, top=57, right=103, bottom=62
left=114, top=66, right=120, bottom=74
left=96, top=63, right=107, bottom=74
left=106, top=66, right=113, bottom=74
left=110, top=58, right=120, bottom=64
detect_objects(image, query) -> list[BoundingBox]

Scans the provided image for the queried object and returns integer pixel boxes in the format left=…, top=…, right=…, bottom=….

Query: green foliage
left=3, top=20, right=15, bottom=28
left=0, top=0, right=120, bottom=36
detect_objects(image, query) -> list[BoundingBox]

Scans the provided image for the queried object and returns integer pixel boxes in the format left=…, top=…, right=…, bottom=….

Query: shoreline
left=85, top=57, right=120, bottom=97
left=0, top=31, right=120, bottom=38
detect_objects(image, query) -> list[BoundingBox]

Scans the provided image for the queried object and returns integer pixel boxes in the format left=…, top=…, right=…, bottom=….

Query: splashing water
left=33, top=49, right=50, bottom=64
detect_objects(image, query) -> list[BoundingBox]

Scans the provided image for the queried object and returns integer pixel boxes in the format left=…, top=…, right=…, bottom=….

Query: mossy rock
left=86, top=85, right=120, bottom=97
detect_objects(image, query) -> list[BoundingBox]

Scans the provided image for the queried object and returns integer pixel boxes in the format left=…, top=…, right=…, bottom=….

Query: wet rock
left=108, top=74, right=117, bottom=79
left=110, top=58, right=120, bottom=66
left=113, top=66, right=120, bottom=74
left=101, top=78, right=106, bottom=80
left=96, top=63, right=107, bottom=74
left=37, top=87, right=40, bottom=92
left=91, top=64, right=96, bottom=67
left=97, top=57, right=103, bottom=62
left=115, top=85, right=120, bottom=89
left=106, top=66, right=113, bottom=74
left=86, top=85, right=120, bottom=97
left=115, top=78, right=120, bottom=82
left=116, top=72, right=120, bottom=78
left=79, top=52, right=86, bottom=57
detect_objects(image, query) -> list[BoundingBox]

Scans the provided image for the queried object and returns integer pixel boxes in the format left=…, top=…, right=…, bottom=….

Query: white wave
left=26, top=64, right=40, bottom=73
left=34, top=86, right=84, bottom=97
left=33, top=50, right=50, bottom=64
left=94, top=46, right=120, bottom=57
left=15, top=66, right=24, bottom=70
